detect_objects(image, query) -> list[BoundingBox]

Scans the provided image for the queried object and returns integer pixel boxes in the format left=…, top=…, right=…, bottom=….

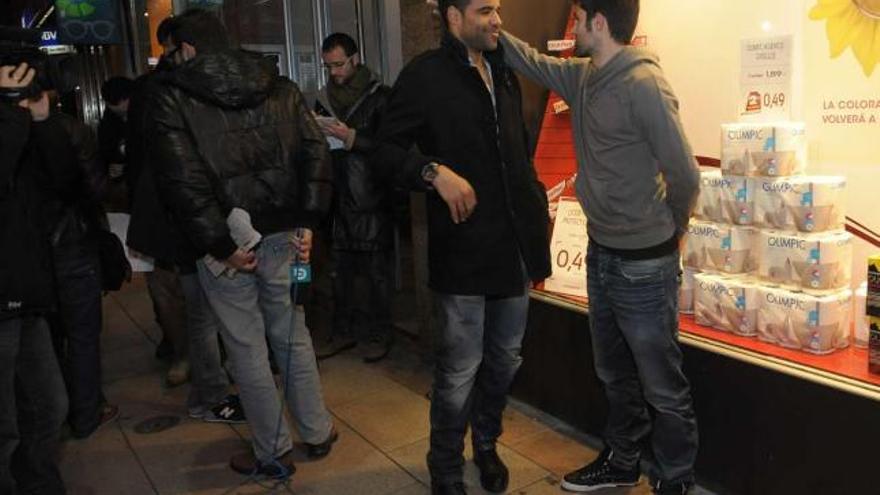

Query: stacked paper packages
left=754, top=176, right=846, bottom=232
left=684, top=221, right=758, bottom=274
left=679, top=268, right=698, bottom=314
left=757, top=230, right=852, bottom=292
left=721, top=122, right=806, bottom=177
left=757, top=286, right=852, bottom=354
left=694, top=273, right=760, bottom=336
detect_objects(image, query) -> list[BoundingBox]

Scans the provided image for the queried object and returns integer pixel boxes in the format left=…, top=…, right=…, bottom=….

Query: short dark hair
left=170, top=8, right=229, bottom=53
left=156, top=16, right=176, bottom=45
left=438, top=0, right=473, bottom=29
left=101, top=76, right=135, bottom=105
left=321, top=33, right=358, bottom=57
left=573, top=0, right=639, bottom=45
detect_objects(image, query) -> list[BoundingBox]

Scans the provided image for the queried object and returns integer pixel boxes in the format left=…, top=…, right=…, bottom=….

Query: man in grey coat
left=499, top=1, right=700, bottom=493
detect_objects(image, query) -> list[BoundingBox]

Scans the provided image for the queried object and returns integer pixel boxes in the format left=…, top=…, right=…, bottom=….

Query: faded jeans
left=427, top=289, right=529, bottom=484
left=179, top=273, right=228, bottom=412
left=197, top=232, right=332, bottom=462
left=587, top=243, right=698, bottom=485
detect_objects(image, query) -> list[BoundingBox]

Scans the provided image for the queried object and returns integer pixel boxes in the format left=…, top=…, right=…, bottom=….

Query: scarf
left=327, top=64, right=374, bottom=119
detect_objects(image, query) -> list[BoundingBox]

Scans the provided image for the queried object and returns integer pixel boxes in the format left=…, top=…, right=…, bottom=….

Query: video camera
left=0, top=26, right=78, bottom=102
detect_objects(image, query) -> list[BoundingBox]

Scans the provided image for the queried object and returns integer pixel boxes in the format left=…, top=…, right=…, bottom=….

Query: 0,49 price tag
left=544, top=197, right=588, bottom=298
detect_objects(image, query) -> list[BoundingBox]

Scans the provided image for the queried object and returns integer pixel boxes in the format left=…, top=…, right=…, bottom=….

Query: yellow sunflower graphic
left=809, top=0, right=880, bottom=76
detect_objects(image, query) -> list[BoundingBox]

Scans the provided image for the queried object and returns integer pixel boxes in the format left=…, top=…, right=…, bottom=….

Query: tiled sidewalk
left=58, top=276, right=657, bottom=495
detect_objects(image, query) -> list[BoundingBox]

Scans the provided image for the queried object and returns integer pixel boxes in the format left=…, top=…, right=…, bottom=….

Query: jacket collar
left=440, top=31, right=507, bottom=71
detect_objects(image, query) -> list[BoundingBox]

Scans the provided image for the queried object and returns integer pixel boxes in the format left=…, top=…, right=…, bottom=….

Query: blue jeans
left=179, top=273, right=229, bottom=412
left=197, top=232, right=332, bottom=462
left=427, top=290, right=529, bottom=484
left=587, top=243, right=698, bottom=485
left=0, top=316, right=68, bottom=495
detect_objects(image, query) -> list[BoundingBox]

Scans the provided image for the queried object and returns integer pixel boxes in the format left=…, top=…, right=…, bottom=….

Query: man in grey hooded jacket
left=499, top=1, right=700, bottom=494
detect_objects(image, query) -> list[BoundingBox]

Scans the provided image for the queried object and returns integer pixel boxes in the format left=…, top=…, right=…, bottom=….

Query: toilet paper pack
left=755, top=176, right=846, bottom=233
left=757, top=230, right=852, bottom=293
left=679, top=268, right=698, bottom=315
left=694, top=273, right=760, bottom=336
left=757, top=286, right=852, bottom=354
left=719, top=176, right=756, bottom=225
left=721, top=122, right=806, bottom=177
left=696, top=170, right=726, bottom=222
left=684, top=221, right=758, bottom=274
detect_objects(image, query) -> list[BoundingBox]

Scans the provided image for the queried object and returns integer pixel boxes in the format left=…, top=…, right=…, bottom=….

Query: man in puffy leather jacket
left=313, top=33, right=395, bottom=363
left=0, top=63, right=68, bottom=495
left=144, top=9, right=336, bottom=477
left=371, top=1, right=551, bottom=493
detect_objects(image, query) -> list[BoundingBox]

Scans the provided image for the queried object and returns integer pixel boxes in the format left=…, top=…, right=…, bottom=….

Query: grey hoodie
left=501, top=32, right=700, bottom=250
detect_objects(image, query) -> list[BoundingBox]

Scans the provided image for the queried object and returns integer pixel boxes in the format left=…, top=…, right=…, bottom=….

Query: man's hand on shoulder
left=432, top=164, right=477, bottom=224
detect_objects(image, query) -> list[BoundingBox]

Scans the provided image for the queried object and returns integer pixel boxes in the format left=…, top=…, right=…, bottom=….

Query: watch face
left=422, top=164, right=438, bottom=182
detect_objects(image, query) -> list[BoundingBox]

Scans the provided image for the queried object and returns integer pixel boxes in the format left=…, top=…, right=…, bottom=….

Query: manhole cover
left=134, top=415, right=180, bottom=434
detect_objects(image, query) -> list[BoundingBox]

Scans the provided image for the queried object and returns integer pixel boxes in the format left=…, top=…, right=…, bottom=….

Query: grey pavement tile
left=59, top=422, right=156, bottom=495
left=332, top=380, right=430, bottom=452
left=507, top=428, right=599, bottom=478
left=280, top=421, right=417, bottom=495
left=318, top=353, right=403, bottom=408
left=386, top=437, right=549, bottom=494
left=497, top=408, right=551, bottom=448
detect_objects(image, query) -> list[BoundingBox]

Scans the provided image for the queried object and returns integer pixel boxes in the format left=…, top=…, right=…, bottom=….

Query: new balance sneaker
left=653, top=479, right=693, bottom=494
left=561, top=448, right=640, bottom=492
left=204, top=394, right=247, bottom=424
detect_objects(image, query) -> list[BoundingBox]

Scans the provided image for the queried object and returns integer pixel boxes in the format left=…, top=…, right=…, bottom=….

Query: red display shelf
left=679, top=315, right=880, bottom=388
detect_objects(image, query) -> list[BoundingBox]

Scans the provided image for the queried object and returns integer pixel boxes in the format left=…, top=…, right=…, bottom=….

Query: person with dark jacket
left=97, top=76, right=135, bottom=212
left=33, top=105, right=119, bottom=439
left=127, top=16, right=243, bottom=422
left=145, top=9, right=336, bottom=478
left=0, top=63, right=68, bottom=495
left=313, top=32, right=395, bottom=363
left=371, top=1, right=551, bottom=493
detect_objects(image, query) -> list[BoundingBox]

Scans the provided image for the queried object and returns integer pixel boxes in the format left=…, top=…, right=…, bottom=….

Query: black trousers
left=331, top=250, right=393, bottom=342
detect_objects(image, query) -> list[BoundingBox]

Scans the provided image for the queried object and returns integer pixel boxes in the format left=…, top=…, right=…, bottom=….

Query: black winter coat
left=315, top=76, right=393, bottom=252
left=0, top=105, right=55, bottom=320
left=373, top=34, right=551, bottom=296
left=126, top=71, right=199, bottom=268
left=145, top=49, right=333, bottom=260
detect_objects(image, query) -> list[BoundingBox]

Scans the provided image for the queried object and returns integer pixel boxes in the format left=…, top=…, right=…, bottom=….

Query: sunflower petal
left=809, top=0, right=855, bottom=20
left=826, top=4, right=863, bottom=57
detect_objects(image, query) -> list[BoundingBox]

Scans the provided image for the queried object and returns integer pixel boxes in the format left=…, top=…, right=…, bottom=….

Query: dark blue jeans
left=0, top=316, right=68, bottom=495
left=427, top=290, right=529, bottom=484
left=587, top=243, right=698, bottom=485
left=50, top=243, right=105, bottom=437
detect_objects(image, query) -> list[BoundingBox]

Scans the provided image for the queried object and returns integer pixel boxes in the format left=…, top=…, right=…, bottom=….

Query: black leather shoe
left=431, top=481, right=467, bottom=495
left=473, top=449, right=509, bottom=493
left=305, top=426, right=338, bottom=459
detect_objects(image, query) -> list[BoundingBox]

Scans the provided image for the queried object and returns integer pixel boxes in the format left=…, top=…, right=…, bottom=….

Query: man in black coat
left=313, top=32, right=395, bottom=363
left=0, top=63, right=68, bottom=495
left=145, top=9, right=336, bottom=477
left=372, top=1, right=551, bottom=493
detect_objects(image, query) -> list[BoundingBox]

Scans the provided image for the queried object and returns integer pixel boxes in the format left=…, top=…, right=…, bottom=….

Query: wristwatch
left=421, top=162, right=440, bottom=184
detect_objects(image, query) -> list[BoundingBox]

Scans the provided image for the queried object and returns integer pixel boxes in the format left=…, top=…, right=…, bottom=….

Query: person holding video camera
left=0, top=61, right=69, bottom=495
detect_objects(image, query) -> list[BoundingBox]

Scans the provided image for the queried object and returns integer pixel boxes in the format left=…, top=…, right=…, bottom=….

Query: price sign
left=547, top=39, right=576, bottom=52
left=739, top=35, right=792, bottom=121
left=544, top=197, right=588, bottom=298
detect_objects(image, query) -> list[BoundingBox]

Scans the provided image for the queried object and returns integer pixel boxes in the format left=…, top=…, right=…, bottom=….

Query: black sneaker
left=431, top=481, right=467, bottom=495
left=304, top=425, right=339, bottom=459
left=561, top=448, right=640, bottom=492
left=205, top=394, right=247, bottom=424
left=473, top=449, right=509, bottom=493
left=230, top=449, right=296, bottom=479
left=653, top=480, right=693, bottom=494
left=315, top=336, right=357, bottom=360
